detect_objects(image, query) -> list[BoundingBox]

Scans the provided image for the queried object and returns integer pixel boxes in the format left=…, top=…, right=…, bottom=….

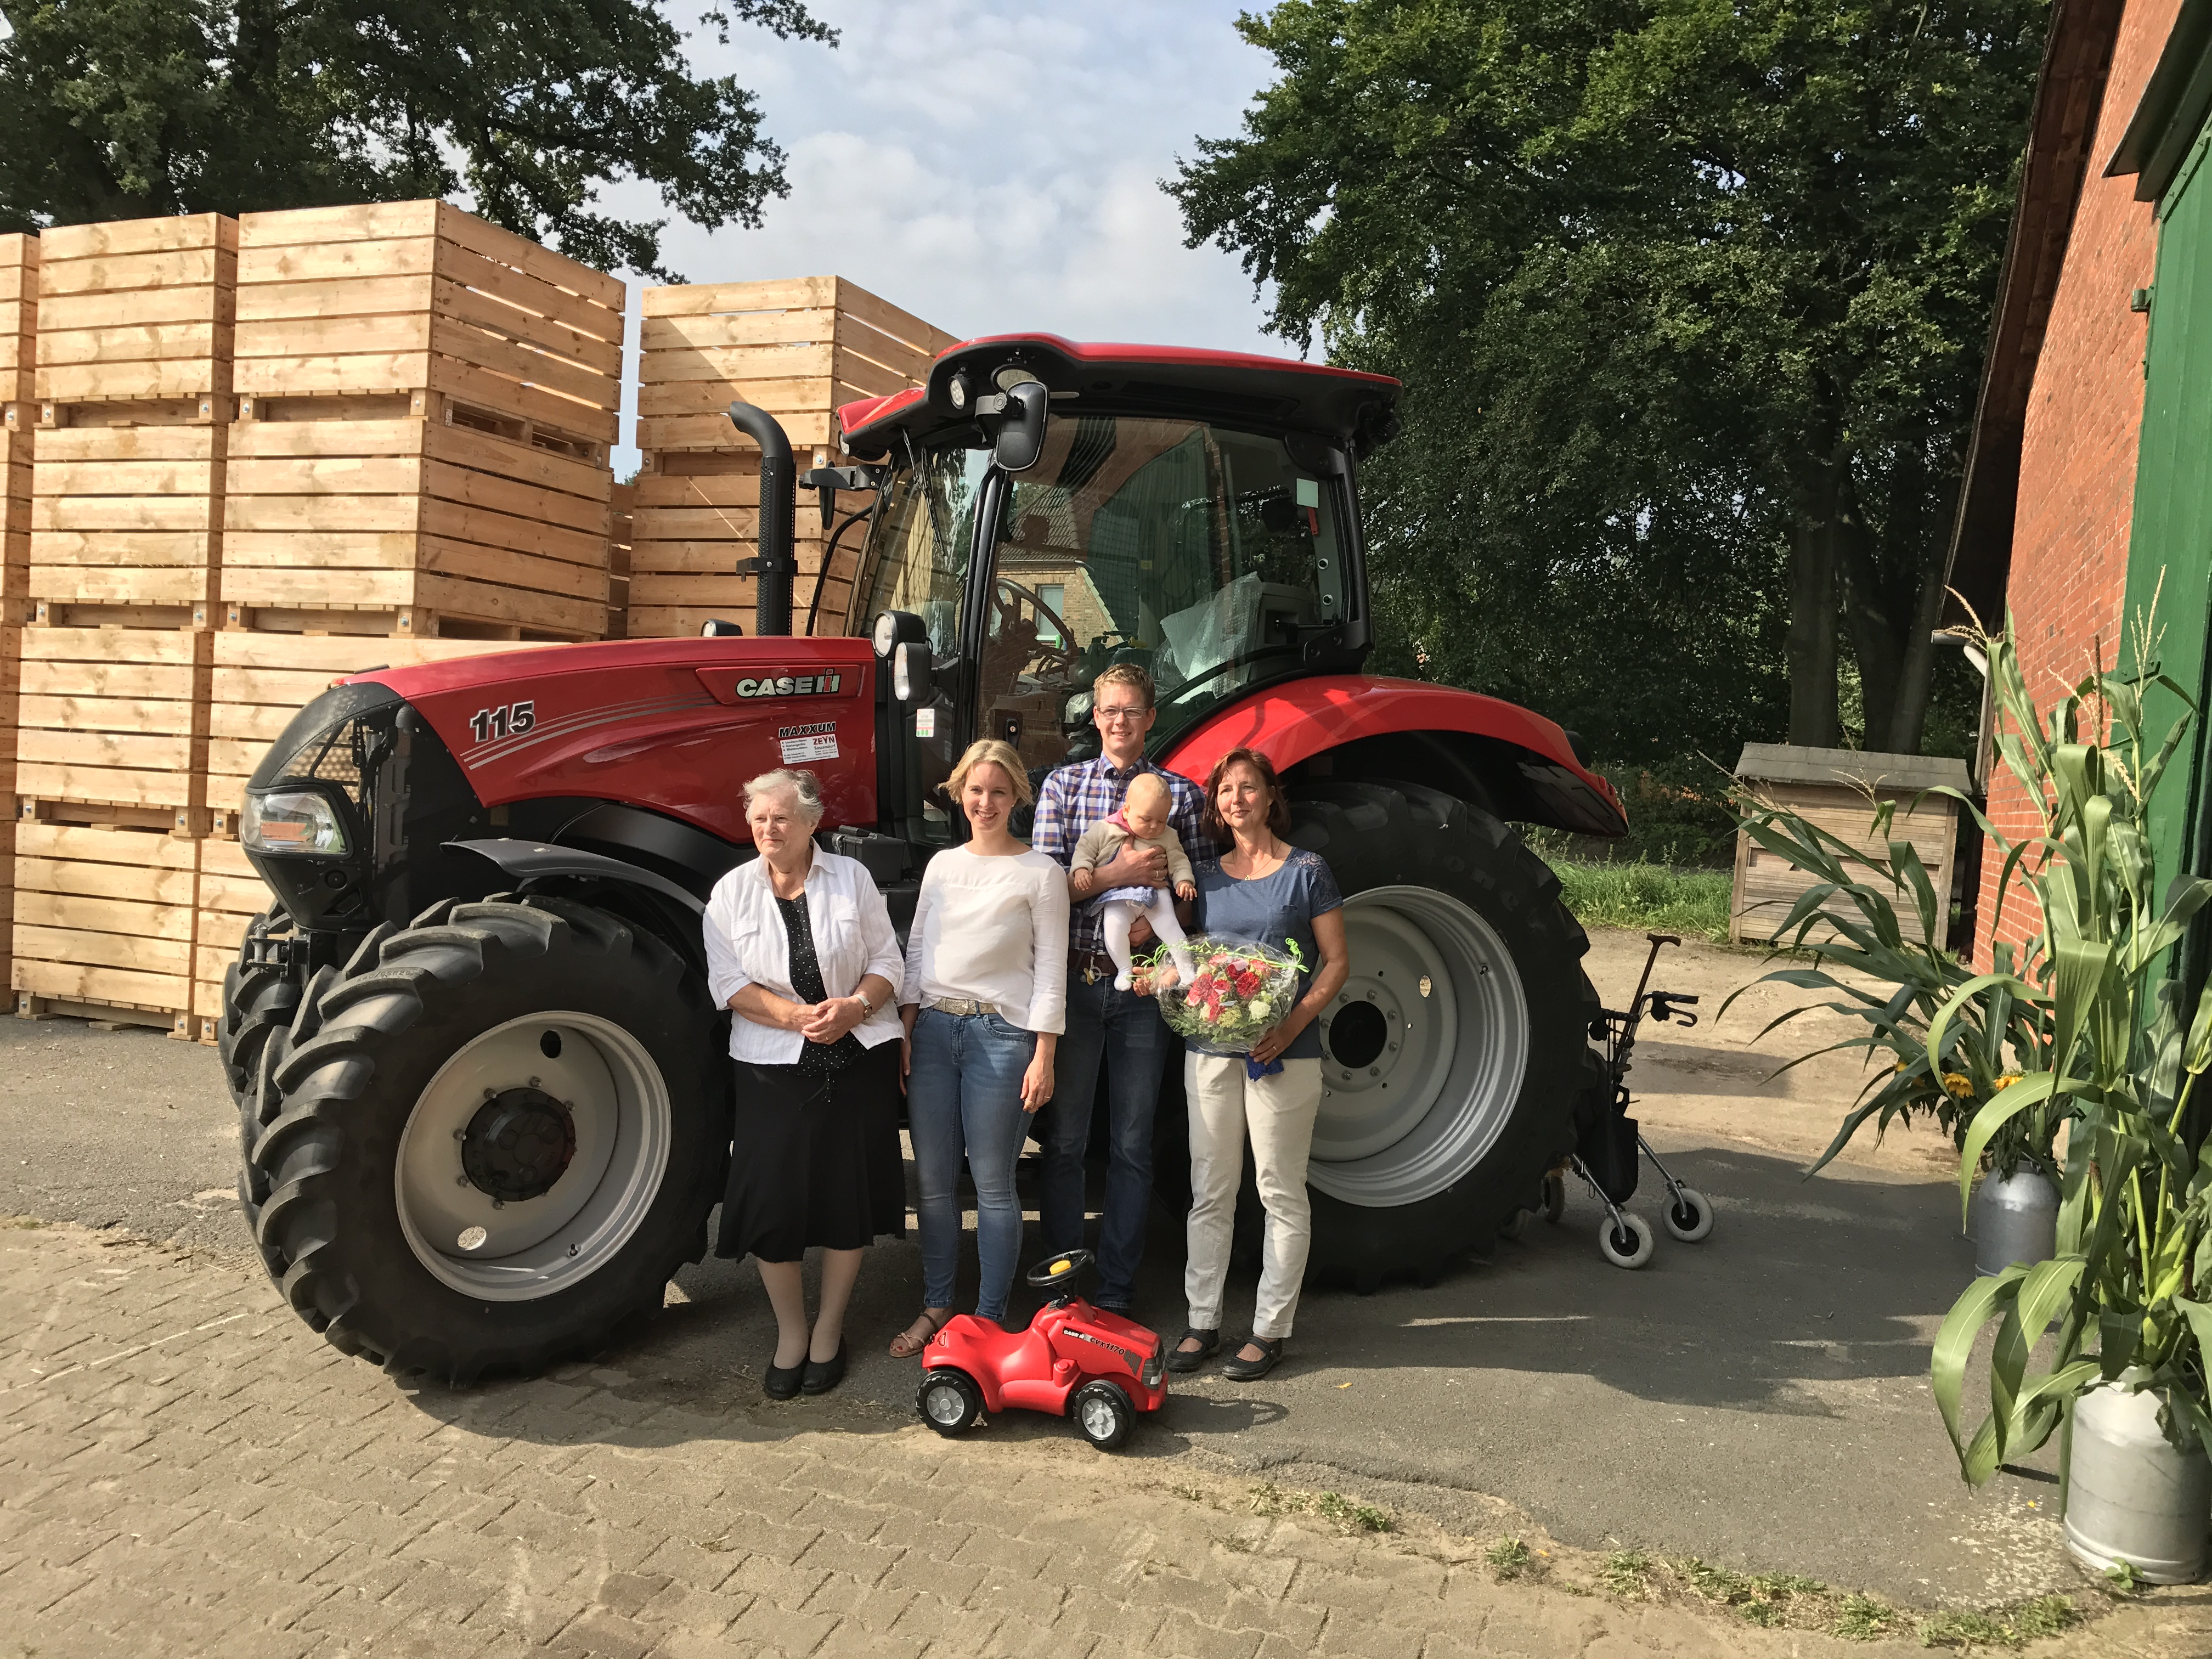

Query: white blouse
left=702, top=849, right=906, bottom=1065
left=900, top=846, right=1070, bottom=1034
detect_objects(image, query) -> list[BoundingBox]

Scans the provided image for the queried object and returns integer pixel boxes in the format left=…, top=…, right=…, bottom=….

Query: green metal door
left=2122, top=119, right=2212, bottom=885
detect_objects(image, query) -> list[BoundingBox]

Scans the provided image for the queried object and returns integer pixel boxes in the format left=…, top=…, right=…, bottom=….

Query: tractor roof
left=836, top=334, right=1402, bottom=460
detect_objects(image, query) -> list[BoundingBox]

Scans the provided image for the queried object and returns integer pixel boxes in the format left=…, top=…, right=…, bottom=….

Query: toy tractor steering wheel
left=1025, top=1248, right=1094, bottom=1288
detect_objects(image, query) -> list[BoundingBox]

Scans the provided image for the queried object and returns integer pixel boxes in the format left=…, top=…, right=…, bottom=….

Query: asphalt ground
left=0, top=932, right=2111, bottom=1613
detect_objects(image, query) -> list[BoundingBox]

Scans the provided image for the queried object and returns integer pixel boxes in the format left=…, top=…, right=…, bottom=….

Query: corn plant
left=1726, top=785, right=2050, bottom=1178
left=1917, top=608, right=2212, bottom=1483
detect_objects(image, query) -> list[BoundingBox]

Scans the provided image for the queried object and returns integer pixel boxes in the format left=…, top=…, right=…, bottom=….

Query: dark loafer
left=1166, top=1327, right=1220, bottom=1373
left=1221, top=1336, right=1283, bottom=1381
left=800, top=1341, right=848, bottom=1395
left=763, top=1356, right=804, bottom=1400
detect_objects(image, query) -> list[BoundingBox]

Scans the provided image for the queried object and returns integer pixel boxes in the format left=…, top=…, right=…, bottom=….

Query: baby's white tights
left=1103, top=892, right=1195, bottom=991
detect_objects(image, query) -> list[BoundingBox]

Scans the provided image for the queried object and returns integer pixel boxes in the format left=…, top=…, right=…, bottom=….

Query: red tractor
left=223, top=336, right=1625, bottom=1381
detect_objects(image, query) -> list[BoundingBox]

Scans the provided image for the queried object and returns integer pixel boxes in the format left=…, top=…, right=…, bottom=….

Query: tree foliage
left=1173, top=0, right=2045, bottom=762
left=0, top=0, right=834, bottom=279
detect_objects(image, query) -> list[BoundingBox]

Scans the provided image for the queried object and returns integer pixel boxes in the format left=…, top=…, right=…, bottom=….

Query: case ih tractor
left=223, top=336, right=1626, bottom=1381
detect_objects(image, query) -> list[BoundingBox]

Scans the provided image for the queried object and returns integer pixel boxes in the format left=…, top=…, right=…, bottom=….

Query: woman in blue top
left=1165, top=747, right=1347, bottom=1381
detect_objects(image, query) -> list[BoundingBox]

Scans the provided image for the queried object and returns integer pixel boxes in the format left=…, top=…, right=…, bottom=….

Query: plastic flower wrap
left=1149, top=935, right=1304, bottom=1048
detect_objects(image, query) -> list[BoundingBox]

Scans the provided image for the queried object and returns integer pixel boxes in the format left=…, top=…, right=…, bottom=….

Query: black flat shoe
left=800, top=1341, right=847, bottom=1395
left=763, top=1356, right=804, bottom=1400
left=1221, top=1336, right=1283, bottom=1381
left=1166, top=1327, right=1219, bottom=1373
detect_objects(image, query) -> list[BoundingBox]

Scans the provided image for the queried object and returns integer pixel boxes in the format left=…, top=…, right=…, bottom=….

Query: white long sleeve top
left=702, top=849, right=906, bottom=1064
left=900, top=846, right=1071, bottom=1035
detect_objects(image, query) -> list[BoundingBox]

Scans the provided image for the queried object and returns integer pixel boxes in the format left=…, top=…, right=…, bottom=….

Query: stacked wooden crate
left=631, top=276, right=955, bottom=637
left=14, top=217, right=239, bottom=1029
left=224, top=201, right=623, bottom=641
left=0, top=233, right=34, bottom=988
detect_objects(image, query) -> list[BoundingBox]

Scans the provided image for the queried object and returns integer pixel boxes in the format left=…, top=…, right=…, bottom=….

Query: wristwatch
left=855, top=990, right=878, bottom=1017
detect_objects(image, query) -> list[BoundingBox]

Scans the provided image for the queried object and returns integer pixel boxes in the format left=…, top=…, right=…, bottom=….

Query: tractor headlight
left=241, top=787, right=351, bottom=856
left=1142, top=1345, right=1165, bottom=1389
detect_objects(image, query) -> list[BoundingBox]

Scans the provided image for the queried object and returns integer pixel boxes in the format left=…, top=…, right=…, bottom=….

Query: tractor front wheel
left=246, top=895, right=726, bottom=1381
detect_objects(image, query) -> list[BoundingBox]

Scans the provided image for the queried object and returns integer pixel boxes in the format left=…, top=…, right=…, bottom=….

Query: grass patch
left=1832, top=1593, right=1901, bottom=1640
left=1549, top=858, right=1733, bottom=943
left=1486, top=1537, right=1533, bottom=1578
left=1918, top=1595, right=2080, bottom=1649
left=1244, top=1483, right=1391, bottom=1534
left=1602, top=1549, right=1654, bottom=1597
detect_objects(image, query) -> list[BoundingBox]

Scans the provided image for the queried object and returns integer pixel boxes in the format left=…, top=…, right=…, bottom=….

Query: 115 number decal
left=467, top=701, right=536, bottom=744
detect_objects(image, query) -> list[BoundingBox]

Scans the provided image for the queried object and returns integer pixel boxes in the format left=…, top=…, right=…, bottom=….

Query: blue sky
left=606, top=0, right=1291, bottom=466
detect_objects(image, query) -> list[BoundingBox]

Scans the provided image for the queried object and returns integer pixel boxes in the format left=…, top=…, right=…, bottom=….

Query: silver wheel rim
left=924, top=1382, right=967, bottom=1425
left=1311, top=885, right=1531, bottom=1207
left=1079, top=1394, right=1120, bottom=1439
left=394, top=1012, right=671, bottom=1300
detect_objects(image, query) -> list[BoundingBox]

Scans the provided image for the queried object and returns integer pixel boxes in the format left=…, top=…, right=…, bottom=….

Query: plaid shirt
left=1031, top=754, right=1209, bottom=956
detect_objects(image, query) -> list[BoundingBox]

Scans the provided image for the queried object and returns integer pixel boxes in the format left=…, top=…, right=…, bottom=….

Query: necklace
left=1227, top=836, right=1288, bottom=880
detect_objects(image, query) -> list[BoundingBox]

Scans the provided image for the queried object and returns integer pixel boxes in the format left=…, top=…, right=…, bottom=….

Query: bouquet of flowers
left=1149, top=935, right=1305, bottom=1049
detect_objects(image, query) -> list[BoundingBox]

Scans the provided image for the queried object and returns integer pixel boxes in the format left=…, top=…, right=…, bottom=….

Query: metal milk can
left=2065, top=1375, right=2211, bottom=1584
left=1970, top=1167, right=2059, bottom=1276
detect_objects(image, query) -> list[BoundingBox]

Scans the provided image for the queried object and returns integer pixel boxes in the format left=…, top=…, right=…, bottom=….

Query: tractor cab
left=835, top=336, right=1400, bottom=847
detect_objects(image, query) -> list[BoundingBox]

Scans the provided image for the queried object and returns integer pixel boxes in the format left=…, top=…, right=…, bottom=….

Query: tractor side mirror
left=992, top=381, right=1050, bottom=473
left=893, top=641, right=934, bottom=706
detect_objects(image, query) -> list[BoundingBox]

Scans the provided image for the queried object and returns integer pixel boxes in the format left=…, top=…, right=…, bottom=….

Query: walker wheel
left=1071, top=1379, right=1135, bottom=1451
left=917, top=1368, right=985, bottom=1436
left=1664, top=1188, right=1714, bottom=1243
left=1597, top=1212, right=1655, bottom=1269
left=1542, top=1171, right=1567, bottom=1224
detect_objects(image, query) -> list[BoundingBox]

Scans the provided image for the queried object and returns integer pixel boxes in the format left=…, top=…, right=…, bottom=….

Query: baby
left=1070, top=773, right=1198, bottom=991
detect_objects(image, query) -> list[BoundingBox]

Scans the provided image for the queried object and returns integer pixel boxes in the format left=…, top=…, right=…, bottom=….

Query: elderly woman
left=1166, top=746, right=1347, bottom=1382
left=702, top=768, right=906, bottom=1400
left=891, top=739, right=1070, bottom=1356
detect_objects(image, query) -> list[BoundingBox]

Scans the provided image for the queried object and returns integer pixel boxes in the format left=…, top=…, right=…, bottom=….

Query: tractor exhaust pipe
left=726, top=402, right=796, bottom=636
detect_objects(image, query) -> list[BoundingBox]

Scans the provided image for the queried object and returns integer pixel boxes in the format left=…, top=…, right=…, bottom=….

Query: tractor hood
left=348, top=636, right=878, bottom=843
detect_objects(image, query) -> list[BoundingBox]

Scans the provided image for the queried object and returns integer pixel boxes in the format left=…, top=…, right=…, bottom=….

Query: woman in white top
left=891, top=739, right=1070, bottom=1355
left=702, top=768, right=906, bottom=1401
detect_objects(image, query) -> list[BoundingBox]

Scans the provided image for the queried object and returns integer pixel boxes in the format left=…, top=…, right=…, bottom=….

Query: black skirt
left=716, top=1037, right=906, bottom=1261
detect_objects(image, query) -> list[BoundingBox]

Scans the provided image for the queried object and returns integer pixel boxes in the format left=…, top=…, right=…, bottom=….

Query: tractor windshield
left=860, top=415, right=1348, bottom=779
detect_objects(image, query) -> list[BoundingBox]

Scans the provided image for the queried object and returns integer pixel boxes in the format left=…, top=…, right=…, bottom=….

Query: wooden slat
left=40, top=215, right=238, bottom=262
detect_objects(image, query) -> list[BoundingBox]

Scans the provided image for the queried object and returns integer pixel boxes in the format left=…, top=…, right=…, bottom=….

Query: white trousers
left=1183, top=1051, right=1324, bottom=1341
left=1102, top=892, right=1194, bottom=989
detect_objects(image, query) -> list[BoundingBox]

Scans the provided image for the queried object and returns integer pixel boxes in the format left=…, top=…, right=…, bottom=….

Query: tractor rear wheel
left=1286, top=780, right=1606, bottom=1287
left=246, top=895, right=726, bottom=1381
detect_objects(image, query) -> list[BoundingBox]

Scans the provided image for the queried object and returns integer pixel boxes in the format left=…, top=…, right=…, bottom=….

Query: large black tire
left=218, top=907, right=301, bottom=1110
left=1278, top=780, right=1604, bottom=1289
left=247, top=895, right=727, bottom=1381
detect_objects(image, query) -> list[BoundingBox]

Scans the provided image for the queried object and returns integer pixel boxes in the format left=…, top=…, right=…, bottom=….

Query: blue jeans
left=907, top=1008, right=1036, bottom=1322
left=1040, top=973, right=1168, bottom=1308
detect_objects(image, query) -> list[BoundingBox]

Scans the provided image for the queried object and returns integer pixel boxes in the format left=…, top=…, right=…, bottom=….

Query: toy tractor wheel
left=1284, top=780, right=1608, bottom=1286
left=918, top=1369, right=985, bottom=1436
left=1071, top=1379, right=1135, bottom=1451
left=248, top=895, right=726, bottom=1381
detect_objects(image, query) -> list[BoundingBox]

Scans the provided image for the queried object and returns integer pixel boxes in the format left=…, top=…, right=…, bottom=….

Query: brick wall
left=1976, top=0, right=2179, bottom=965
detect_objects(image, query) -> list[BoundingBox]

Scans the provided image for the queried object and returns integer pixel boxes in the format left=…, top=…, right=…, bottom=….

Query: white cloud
left=605, top=0, right=1289, bottom=467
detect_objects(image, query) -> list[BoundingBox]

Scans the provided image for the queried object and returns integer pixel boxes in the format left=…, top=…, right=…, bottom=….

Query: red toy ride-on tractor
left=917, top=1250, right=1167, bottom=1451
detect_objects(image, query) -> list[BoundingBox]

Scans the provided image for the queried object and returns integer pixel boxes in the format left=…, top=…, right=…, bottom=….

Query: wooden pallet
left=234, top=201, right=623, bottom=448
left=0, top=232, right=33, bottom=406
left=205, top=631, right=531, bottom=833
left=10, top=822, right=199, bottom=1035
left=15, top=627, right=212, bottom=832
left=34, top=216, right=236, bottom=407
left=632, top=276, right=952, bottom=638
left=29, top=410, right=227, bottom=623
left=221, top=397, right=612, bottom=639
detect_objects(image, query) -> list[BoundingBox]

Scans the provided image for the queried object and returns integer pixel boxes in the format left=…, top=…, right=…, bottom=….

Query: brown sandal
left=888, top=1309, right=951, bottom=1359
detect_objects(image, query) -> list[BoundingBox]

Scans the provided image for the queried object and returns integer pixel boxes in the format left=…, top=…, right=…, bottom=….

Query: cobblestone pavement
left=7, top=1224, right=2212, bottom=1658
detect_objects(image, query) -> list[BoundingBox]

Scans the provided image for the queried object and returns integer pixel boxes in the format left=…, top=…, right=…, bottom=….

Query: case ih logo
left=735, top=673, right=843, bottom=698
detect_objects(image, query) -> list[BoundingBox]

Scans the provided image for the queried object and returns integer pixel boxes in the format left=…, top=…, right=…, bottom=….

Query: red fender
left=1160, top=674, right=1626, bottom=838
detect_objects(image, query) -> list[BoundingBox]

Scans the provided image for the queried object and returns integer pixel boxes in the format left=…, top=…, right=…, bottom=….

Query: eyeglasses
left=1095, top=704, right=1148, bottom=723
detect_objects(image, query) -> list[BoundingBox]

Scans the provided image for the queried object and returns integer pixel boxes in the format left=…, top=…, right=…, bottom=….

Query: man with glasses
left=1030, top=664, right=1206, bottom=1313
